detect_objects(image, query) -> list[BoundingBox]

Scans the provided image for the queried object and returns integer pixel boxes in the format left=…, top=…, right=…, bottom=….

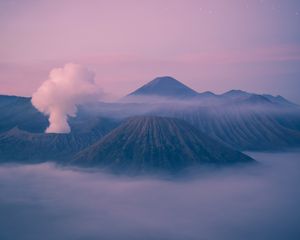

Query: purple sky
left=0, top=0, right=300, bottom=102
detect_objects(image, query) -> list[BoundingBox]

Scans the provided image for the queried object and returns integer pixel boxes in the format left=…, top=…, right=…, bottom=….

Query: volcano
left=127, top=76, right=199, bottom=99
left=72, top=116, right=254, bottom=173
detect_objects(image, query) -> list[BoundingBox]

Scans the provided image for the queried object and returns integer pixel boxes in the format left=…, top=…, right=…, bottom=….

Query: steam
left=31, top=63, right=99, bottom=133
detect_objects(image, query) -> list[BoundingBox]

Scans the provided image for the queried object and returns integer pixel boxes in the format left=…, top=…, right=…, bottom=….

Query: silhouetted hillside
left=72, top=116, right=254, bottom=173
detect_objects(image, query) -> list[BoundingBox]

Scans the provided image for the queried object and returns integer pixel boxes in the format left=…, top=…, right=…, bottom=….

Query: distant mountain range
left=0, top=76, right=300, bottom=173
left=123, top=76, right=296, bottom=107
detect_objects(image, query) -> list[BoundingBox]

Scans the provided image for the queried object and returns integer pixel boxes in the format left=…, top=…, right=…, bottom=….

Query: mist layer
left=0, top=151, right=300, bottom=240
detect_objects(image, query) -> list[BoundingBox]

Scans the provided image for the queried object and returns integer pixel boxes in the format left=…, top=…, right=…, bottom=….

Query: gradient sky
left=0, top=0, right=300, bottom=102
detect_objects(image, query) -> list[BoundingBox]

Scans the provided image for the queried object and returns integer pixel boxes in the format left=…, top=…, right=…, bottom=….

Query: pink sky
left=0, top=0, right=300, bottom=102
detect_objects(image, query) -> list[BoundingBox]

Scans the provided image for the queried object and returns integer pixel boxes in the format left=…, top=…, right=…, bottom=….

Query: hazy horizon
left=2, top=74, right=299, bottom=103
left=1, top=0, right=300, bottom=103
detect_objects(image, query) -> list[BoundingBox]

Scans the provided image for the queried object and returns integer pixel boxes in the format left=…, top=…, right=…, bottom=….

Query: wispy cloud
left=174, top=45, right=300, bottom=64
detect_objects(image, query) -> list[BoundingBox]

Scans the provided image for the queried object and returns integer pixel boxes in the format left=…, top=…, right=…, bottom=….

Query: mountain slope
left=0, top=95, right=48, bottom=133
left=0, top=118, right=119, bottom=162
left=72, top=116, right=254, bottom=173
left=154, top=105, right=300, bottom=150
left=0, top=95, right=119, bottom=134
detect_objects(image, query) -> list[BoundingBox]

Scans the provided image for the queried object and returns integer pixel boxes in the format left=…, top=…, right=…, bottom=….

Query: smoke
left=0, top=151, right=300, bottom=240
left=31, top=63, right=99, bottom=133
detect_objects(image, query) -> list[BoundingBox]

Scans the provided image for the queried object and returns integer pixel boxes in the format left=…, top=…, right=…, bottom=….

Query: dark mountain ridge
left=0, top=95, right=48, bottom=133
left=154, top=104, right=300, bottom=151
left=124, top=76, right=296, bottom=106
left=72, top=116, right=254, bottom=174
left=0, top=118, right=119, bottom=162
left=0, top=75, right=299, bottom=164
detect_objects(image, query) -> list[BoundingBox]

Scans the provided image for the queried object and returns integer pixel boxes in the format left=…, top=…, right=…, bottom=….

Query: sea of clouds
left=0, top=151, right=300, bottom=240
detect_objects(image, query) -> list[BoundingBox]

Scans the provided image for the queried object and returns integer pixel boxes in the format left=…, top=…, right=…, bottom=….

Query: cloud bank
left=31, top=63, right=99, bottom=133
left=0, top=151, right=300, bottom=240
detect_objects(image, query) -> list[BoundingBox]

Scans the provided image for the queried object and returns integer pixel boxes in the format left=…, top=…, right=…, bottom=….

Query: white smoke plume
left=31, top=63, right=99, bottom=133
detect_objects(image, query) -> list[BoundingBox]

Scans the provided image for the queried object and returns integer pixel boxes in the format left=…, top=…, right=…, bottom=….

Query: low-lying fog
left=1, top=151, right=300, bottom=240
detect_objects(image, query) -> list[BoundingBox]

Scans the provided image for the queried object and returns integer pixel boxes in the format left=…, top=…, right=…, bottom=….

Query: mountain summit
left=72, top=116, right=254, bottom=174
left=127, top=76, right=199, bottom=99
